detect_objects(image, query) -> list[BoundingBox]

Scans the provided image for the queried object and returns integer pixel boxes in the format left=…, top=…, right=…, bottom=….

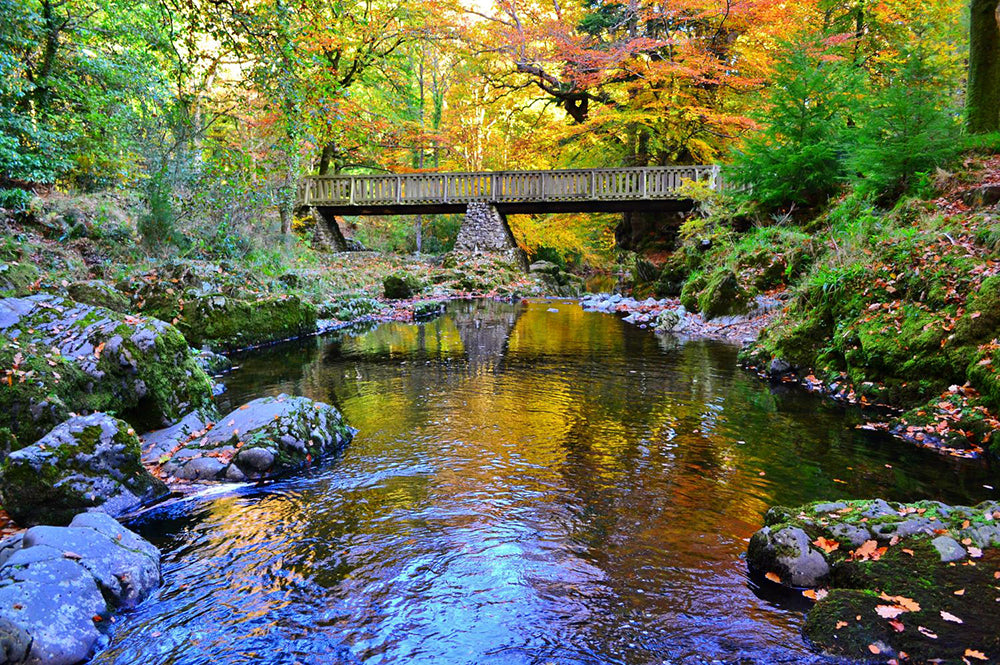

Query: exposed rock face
left=0, top=512, right=160, bottom=665
left=0, top=413, right=168, bottom=526
left=749, top=499, right=1000, bottom=663
left=0, top=295, right=214, bottom=445
left=143, top=395, right=355, bottom=482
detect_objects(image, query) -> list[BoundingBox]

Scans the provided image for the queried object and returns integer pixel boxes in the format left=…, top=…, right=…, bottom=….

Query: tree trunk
left=967, top=0, right=1000, bottom=133
left=318, top=142, right=337, bottom=175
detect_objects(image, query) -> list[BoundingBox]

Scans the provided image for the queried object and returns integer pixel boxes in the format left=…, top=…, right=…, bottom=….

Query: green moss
left=679, top=270, right=707, bottom=312
left=0, top=262, right=38, bottom=296
left=955, top=275, right=1000, bottom=345
left=175, top=294, right=318, bottom=351
left=698, top=268, right=753, bottom=319
left=383, top=271, right=425, bottom=299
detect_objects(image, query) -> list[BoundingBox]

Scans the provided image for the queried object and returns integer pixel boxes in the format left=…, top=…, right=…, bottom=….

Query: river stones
left=750, top=498, right=1000, bottom=662
left=0, top=413, right=168, bottom=526
left=143, top=395, right=355, bottom=483
left=0, top=512, right=160, bottom=665
left=0, top=295, right=214, bottom=446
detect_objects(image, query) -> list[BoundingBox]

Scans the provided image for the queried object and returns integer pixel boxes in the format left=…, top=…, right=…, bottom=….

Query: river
left=92, top=299, right=994, bottom=664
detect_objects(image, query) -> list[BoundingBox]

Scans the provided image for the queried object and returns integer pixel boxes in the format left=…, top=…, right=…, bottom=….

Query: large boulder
left=0, top=413, right=168, bottom=526
left=0, top=512, right=160, bottom=665
left=383, top=271, right=424, bottom=299
left=143, top=395, right=355, bottom=482
left=65, top=280, right=130, bottom=313
left=0, top=295, right=214, bottom=445
left=122, top=261, right=317, bottom=351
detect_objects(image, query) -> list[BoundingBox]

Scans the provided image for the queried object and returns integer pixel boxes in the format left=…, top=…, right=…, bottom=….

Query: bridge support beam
left=310, top=207, right=349, bottom=252
left=454, top=202, right=528, bottom=270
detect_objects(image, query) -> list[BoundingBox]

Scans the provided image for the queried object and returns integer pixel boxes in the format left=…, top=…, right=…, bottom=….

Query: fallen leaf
left=965, top=649, right=989, bottom=661
left=875, top=605, right=906, bottom=619
left=888, top=619, right=905, bottom=632
left=954, top=588, right=965, bottom=595
left=813, top=536, right=840, bottom=554
left=940, top=610, right=963, bottom=624
left=803, top=589, right=829, bottom=601
left=868, top=644, right=880, bottom=655
left=918, top=626, right=938, bottom=639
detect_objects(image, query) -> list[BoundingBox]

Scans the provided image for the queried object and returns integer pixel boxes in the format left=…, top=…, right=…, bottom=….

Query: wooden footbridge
left=300, top=165, right=721, bottom=215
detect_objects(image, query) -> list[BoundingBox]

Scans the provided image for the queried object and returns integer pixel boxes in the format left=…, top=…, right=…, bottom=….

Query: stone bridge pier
left=454, top=202, right=528, bottom=270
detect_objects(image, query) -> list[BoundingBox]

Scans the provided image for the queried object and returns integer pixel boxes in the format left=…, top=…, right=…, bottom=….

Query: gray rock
left=860, top=499, right=897, bottom=519
left=768, top=357, right=792, bottom=377
left=0, top=617, right=30, bottom=664
left=747, top=526, right=830, bottom=587
left=931, top=535, right=967, bottom=562
left=871, top=517, right=935, bottom=541
left=528, top=260, right=560, bottom=276
left=812, top=501, right=848, bottom=514
left=146, top=395, right=355, bottom=482
left=0, top=413, right=168, bottom=526
left=828, top=522, right=872, bottom=548
left=957, top=523, right=1000, bottom=548
left=0, top=513, right=159, bottom=665
left=236, top=447, right=275, bottom=473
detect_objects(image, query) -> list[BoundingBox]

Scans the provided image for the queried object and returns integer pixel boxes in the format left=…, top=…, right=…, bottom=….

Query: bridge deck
left=300, top=165, right=719, bottom=215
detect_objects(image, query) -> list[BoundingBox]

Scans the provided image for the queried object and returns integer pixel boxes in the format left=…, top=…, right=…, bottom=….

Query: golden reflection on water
left=94, top=299, right=995, bottom=665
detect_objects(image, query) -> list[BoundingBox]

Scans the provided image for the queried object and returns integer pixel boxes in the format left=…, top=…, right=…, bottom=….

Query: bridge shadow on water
left=97, top=299, right=996, bottom=665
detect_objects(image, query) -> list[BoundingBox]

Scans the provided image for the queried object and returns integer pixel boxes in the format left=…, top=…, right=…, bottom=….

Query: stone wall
left=455, top=202, right=518, bottom=252
left=311, top=208, right=348, bottom=252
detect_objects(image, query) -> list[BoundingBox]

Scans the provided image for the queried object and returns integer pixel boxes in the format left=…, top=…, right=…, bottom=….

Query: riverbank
left=630, top=153, right=1000, bottom=461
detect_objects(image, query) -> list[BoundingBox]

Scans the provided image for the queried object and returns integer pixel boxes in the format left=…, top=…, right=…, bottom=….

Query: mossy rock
left=383, top=271, right=425, bottom=299
left=144, top=395, right=355, bottom=482
left=679, top=270, right=707, bottom=312
left=954, top=275, right=1000, bottom=345
left=318, top=296, right=385, bottom=321
left=174, top=293, right=317, bottom=351
left=0, top=262, right=38, bottom=297
left=66, top=280, right=130, bottom=313
left=752, top=499, right=1000, bottom=663
left=0, top=295, right=214, bottom=445
left=698, top=268, right=753, bottom=320
left=0, top=413, right=169, bottom=526
left=655, top=254, right=689, bottom=297
left=413, top=299, right=447, bottom=319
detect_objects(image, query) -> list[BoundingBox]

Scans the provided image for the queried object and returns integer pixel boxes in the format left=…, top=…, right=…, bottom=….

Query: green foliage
left=138, top=168, right=176, bottom=251
left=844, top=46, right=962, bottom=202
left=728, top=39, right=861, bottom=212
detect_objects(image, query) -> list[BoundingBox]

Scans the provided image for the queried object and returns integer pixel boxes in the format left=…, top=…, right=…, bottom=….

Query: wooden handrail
left=300, top=165, right=720, bottom=207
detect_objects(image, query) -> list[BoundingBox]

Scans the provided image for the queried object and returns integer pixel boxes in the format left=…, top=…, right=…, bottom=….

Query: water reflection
left=95, top=300, right=996, bottom=665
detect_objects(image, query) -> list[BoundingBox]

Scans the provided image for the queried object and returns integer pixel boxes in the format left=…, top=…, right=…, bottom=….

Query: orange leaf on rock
left=813, top=536, right=840, bottom=554
left=764, top=572, right=781, bottom=584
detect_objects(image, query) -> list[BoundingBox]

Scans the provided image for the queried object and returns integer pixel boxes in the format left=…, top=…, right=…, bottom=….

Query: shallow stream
left=94, top=299, right=995, bottom=664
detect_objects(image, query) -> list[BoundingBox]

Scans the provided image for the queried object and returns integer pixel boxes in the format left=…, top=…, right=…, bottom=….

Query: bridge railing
left=300, top=165, right=721, bottom=207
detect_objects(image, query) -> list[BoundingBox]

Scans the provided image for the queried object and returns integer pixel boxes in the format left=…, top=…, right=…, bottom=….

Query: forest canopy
left=0, top=0, right=992, bottom=260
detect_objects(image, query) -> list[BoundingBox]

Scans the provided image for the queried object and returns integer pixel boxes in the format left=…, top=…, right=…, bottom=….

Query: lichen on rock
left=0, top=512, right=160, bottom=665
